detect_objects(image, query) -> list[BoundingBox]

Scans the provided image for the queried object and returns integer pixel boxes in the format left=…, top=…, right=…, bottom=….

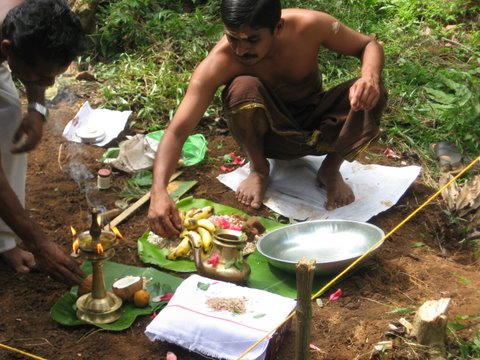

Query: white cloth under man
left=0, top=62, right=26, bottom=252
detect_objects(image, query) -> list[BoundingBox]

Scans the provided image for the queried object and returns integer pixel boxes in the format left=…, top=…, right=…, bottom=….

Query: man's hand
left=148, top=190, right=183, bottom=238
left=32, top=240, right=85, bottom=286
left=11, top=112, right=44, bottom=153
left=349, top=76, right=381, bottom=111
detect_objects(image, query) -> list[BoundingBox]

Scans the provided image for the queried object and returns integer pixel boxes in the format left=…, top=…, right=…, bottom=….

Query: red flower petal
left=220, top=165, right=234, bottom=172
left=328, top=288, right=343, bottom=302
left=207, top=253, right=220, bottom=266
left=160, top=292, right=174, bottom=301
left=233, top=156, right=245, bottom=165
left=383, top=147, right=401, bottom=159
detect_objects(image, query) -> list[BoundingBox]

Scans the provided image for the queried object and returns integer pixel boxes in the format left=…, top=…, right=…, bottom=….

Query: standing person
left=0, top=0, right=86, bottom=285
left=148, top=0, right=387, bottom=238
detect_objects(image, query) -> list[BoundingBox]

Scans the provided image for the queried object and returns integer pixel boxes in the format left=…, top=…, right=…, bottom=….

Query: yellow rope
left=237, top=155, right=479, bottom=359
left=0, top=343, right=47, bottom=360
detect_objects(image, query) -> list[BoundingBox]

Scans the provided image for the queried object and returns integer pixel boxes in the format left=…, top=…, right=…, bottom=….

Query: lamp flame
left=111, top=225, right=123, bottom=239
left=72, top=239, right=79, bottom=254
left=70, top=226, right=79, bottom=254
left=96, top=243, right=104, bottom=254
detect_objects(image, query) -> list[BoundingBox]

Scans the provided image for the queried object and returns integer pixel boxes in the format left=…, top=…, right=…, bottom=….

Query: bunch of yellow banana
left=166, top=206, right=216, bottom=260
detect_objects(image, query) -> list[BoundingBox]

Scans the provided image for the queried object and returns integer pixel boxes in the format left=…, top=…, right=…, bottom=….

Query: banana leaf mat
left=138, top=197, right=335, bottom=299
left=50, top=261, right=182, bottom=330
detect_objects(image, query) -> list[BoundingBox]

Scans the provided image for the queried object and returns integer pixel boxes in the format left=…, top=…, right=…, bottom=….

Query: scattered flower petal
left=383, top=147, right=401, bottom=160
left=207, top=253, right=220, bottom=266
left=220, top=165, right=235, bottom=172
left=160, top=292, right=174, bottom=301
left=328, top=288, right=343, bottom=302
left=166, top=351, right=178, bottom=360
left=310, top=343, right=322, bottom=351
left=233, top=156, right=245, bottom=165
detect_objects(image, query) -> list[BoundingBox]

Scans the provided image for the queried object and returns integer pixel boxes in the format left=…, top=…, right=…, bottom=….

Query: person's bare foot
left=0, top=247, right=36, bottom=273
left=236, top=171, right=269, bottom=209
left=317, top=167, right=355, bottom=210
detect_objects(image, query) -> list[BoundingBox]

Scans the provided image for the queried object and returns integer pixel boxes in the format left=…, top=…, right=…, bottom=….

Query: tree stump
left=411, top=298, right=451, bottom=360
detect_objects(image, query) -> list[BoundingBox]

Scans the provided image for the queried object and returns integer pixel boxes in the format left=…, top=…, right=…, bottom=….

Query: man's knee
left=222, top=76, right=265, bottom=108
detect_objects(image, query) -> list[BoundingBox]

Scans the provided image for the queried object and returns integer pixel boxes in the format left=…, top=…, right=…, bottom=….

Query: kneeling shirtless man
left=149, top=0, right=387, bottom=238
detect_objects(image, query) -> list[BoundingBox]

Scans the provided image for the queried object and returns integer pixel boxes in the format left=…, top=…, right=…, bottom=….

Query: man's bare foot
left=236, top=171, right=269, bottom=209
left=0, top=247, right=36, bottom=273
left=317, top=168, right=355, bottom=210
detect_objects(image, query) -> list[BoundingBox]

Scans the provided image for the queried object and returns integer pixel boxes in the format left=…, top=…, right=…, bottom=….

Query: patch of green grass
left=448, top=313, right=480, bottom=358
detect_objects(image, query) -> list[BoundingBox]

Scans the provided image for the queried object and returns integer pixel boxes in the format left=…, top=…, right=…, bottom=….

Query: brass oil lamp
left=74, top=208, right=123, bottom=324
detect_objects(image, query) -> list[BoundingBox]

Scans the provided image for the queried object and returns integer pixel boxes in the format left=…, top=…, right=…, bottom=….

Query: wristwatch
left=28, top=102, right=49, bottom=122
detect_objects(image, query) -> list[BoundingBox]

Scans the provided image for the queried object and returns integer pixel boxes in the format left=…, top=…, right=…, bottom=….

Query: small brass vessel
left=191, top=229, right=250, bottom=284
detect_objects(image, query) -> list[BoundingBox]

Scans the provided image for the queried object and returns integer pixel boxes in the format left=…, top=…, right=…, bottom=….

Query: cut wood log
left=105, top=171, right=182, bottom=230
left=295, top=257, right=316, bottom=360
left=411, top=298, right=451, bottom=360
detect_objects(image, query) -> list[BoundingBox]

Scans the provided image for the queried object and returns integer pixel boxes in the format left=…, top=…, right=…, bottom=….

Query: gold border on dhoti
left=223, top=102, right=266, bottom=116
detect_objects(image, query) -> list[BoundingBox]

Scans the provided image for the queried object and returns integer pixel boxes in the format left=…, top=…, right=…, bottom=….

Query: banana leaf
left=137, top=197, right=333, bottom=298
left=50, top=261, right=182, bottom=330
left=137, top=197, right=283, bottom=272
left=247, top=250, right=330, bottom=299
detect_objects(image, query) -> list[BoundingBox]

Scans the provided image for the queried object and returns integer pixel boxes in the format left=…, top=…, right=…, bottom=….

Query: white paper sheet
left=217, top=155, right=421, bottom=222
left=62, top=101, right=131, bottom=146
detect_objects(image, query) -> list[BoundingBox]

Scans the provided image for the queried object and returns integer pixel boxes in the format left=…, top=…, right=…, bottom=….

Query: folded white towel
left=145, top=274, right=297, bottom=360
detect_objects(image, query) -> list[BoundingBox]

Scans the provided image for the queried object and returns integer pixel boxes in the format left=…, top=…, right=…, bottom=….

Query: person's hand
left=11, top=112, right=44, bottom=153
left=148, top=190, right=183, bottom=238
left=349, top=76, right=380, bottom=111
left=32, top=240, right=85, bottom=286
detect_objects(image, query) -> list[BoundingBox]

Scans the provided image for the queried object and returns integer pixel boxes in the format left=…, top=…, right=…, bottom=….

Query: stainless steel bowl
left=256, top=219, right=385, bottom=275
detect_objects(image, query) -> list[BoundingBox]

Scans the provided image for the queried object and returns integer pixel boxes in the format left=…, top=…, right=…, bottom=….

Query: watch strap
left=28, top=102, right=49, bottom=122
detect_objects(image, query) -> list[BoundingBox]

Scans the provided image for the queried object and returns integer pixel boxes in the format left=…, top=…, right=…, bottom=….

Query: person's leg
left=223, top=76, right=275, bottom=209
left=228, top=106, right=271, bottom=209
left=0, top=63, right=36, bottom=272
left=316, top=152, right=354, bottom=210
left=308, top=79, right=388, bottom=210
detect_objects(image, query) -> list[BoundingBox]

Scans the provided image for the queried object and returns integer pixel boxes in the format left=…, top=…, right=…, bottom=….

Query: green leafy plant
left=448, top=313, right=480, bottom=358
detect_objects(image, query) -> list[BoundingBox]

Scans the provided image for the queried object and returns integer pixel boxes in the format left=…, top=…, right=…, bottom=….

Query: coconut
left=112, top=275, right=143, bottom=301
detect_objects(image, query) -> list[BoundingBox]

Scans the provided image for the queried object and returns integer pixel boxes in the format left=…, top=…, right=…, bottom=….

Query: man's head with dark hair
left=2, top=0, right=86, bottom=67
left=221, top=0, right=281, bottom=33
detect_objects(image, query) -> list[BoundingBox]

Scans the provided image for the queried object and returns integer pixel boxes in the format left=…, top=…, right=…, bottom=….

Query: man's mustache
left=237, top=54, right=257, bottom=59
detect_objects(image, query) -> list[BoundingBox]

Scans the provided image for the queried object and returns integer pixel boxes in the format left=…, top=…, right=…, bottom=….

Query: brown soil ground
left=0, top=77, right=479, bottom=360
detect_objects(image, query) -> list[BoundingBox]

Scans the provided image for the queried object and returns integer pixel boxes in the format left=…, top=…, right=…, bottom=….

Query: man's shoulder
left=202, top=39, right=242, bottom=72
left=282, top=8, right=336, bottom=41
left=193, top=41, right=243, bottom=86
left=282, top=8, right=330, bottom=20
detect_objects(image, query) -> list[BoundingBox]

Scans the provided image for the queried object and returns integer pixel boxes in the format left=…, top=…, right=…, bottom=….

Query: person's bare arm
left=0, top=153, right=84, bottom=285
left=11, top=83, right=46, bottom=153
left=313, top=11, right=384, bottom=110
left=148, top=51, right=232, bottom=237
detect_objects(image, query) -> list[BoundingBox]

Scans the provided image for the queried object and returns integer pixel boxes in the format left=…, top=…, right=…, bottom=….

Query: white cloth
left=145, top=274, right=297, bottom=360
left=217, top=156, right=421, bottom=222
left=62, top=101, right=131, bottom=146
left=0, top=62, right=26, bottom=252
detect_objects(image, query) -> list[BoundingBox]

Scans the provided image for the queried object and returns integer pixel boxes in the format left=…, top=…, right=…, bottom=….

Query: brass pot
left=191, top=229, right=250, bottom=284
